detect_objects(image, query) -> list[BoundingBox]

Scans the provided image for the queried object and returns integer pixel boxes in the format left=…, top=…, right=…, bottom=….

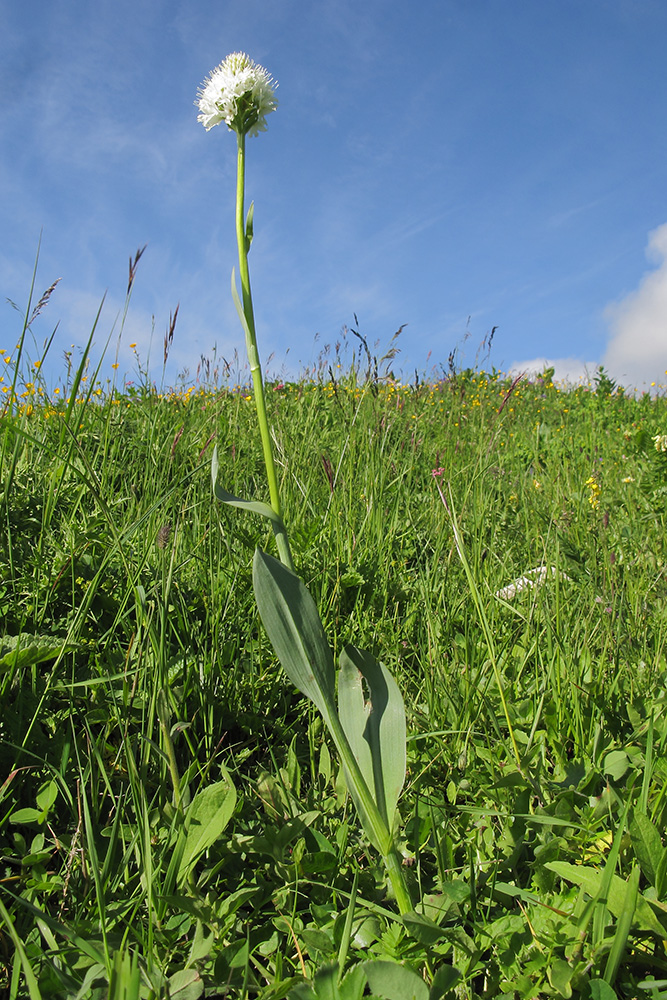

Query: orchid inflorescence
left=196, top=52, right=278, bottom=136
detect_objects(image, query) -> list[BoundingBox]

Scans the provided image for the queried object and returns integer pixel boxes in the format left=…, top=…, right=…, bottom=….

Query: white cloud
left=507, top=356, right=596, bottom=386
left=510, top=224, right=667, bottom=390
left=602, top=222, right=667, bottom=387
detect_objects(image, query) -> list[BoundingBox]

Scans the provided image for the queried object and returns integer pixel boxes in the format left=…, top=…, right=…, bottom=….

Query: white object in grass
left=494, top=565, right=571, bottom=601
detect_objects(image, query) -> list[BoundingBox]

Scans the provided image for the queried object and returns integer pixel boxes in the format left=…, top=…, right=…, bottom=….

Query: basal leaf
left=338, top=645, right=406, bottom=832
left=178, top=769, right=237, bottom=883
left=252, top=547, right=336, bottom=719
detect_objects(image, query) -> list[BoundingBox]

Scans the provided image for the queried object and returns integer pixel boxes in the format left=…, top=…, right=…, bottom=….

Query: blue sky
left=2, top=0, right=667, bottom=390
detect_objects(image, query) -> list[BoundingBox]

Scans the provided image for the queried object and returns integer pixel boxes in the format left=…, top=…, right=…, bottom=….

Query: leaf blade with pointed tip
left=252, top=547, right=336, bottom=719
left=211, top=447, right=280, bottom=523
left=177, top=769, right=237, bottom=884
left=629, top=809, right=664, bottom=889
left=338, top=645, right=406, bottom=833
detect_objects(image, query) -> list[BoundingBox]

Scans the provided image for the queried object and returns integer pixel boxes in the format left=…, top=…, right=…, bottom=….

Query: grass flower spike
left=196, top=52, right=278, bottom=136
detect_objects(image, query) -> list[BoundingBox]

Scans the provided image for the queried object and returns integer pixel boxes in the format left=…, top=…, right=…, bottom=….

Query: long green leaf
left=338, top=645, right=406, bottom=832
left=0, top=899, right=42, bottom=1000
left=245, top=201, right=254, bottom=250
left=231, top=267, right=255, bottom=358
left=211, top=447, right=280, bottom=524
left=252, top=550, right=382, bottom=850
left=251, top=548, right=412, bottom=911
left=604, top=865, right=640, bottom=985
left=252, top=547, right=336, bottom=718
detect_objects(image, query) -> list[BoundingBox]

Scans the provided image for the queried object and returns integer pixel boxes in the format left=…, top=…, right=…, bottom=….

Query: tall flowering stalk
left=197, top=53, right=412, bottom=914
left=198, top=53, right=292, bottom=569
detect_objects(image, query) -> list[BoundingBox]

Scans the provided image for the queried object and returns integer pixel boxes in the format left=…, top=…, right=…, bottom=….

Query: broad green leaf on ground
left=288, top=962, right=366, bottom=1000
left=429, top=965, right=461, bottom=1000
left=362, top=960, right=429, bottom=1000
left=0, top=633, right=79, bottom=671
left=589, top=980, right=618, bottom=1000
left=402, top=910, right=446, bottom=946
left=630, top=810, right=665, bottom=890
left=545, top=861, right=665, bottom=936
left=252, top=547, right=336, bottom=719
left=10, top=779, right=59, bottom=825
left=167, top=968, right=204, bottom=1000
left=547, top=958, right=575, bottom=998
left=337, top=645, right=406, bottom=833
left=177, top=768, right=236, bottom=882
left=602, top=750, right=631, bottom=781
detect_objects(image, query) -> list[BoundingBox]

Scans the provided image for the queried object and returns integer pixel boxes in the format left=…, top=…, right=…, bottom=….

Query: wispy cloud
left=602, top=222, right=667, bottom=386
left=508, top=356, right=596, bottom=385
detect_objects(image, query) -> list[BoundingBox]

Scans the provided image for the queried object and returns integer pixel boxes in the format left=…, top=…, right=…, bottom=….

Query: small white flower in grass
left=196, top=52, right=278, bottom=136
left=653, top=433, right=667, bottom=453
left=495, top=565, right=572, bottom=602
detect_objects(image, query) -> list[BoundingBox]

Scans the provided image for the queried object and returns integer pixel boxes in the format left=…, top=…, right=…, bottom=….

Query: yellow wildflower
left=586, top=476, right=601, bottom=510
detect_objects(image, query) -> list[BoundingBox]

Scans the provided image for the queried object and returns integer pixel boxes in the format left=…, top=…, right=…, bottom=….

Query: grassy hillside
left=2, top=344, right=667, bottom=998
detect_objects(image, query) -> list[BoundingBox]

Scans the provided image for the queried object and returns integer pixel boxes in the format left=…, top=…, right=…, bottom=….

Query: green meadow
left=3, top=314, right=667, bottom=999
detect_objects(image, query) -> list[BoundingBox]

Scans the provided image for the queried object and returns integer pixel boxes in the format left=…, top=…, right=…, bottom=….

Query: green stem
left=158, top=690, right=183, bottom=813
left=325, top=706, right=413, bottom=914
left=235, top=131, right=294, bottom=571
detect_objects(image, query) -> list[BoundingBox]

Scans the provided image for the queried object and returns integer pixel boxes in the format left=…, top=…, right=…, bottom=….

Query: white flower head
left=196, top=52, right=278, bottom=136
